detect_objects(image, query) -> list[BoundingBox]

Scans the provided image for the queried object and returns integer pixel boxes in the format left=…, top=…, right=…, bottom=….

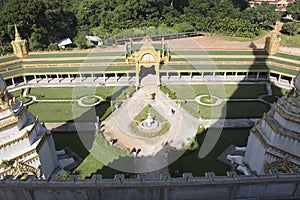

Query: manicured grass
left=271, top=84, right=288, bottom=97
left=130, top=121, right=170, bottom=138
left=262, top=95, right=278, bottom=103
left=225, top=101, right=270, bottom=118
left=182, top=100, right=269, bottom=119
left=29, top=86, right=120, bottom=100
left=28, top=102, right=88, bottom=122
left=200, top=95, right=218, bottom=104
left=52, top=131, right=93, bottom=158
left=159, top=84, right=177, bottom=99
left=169, top=128, right=251, bottom=177
left=74, top=131, right=130, bottom=178
left=25, top=86, right=136, bottom=123
left=134, top=104, right=166, bottom=122
left=27, top=100, right=113, bottom=122
left=11, top=89, right=23, bottom=98
left=169, top=84, right=267, bottom=99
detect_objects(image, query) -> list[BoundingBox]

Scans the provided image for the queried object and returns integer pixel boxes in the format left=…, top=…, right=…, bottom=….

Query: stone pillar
left=256, top=72, right=260, bottom=80
left=213, top=72, right=216, bottom=79
left=11, top=77, right=15, bottom=86
left=127, top=73, right=129, bottom=81
left=166, top=72, right=169, bottom=80
left=91, top=73, right=94, bottom=82
left=178, top=72, right=181, bottom=80
left=190, top=72, right=192, bottom=81
left=115, top=73, right=118, bottom=82
left=135, top=63, right=140, bottom=90
left=103, top=73, right=106, bottom=82
left=34, top=75, right=37, bottom=83
left=278, top=74, right=281, bottom=82
left=224, top=72, right=227, bottom=79
left=23, top=76, right=27, bottom=83
left=290, top=78, right=294, bottom=86
left=56, top=74, right=59, bottom=83
left=246, top=72, right=249, bottom=80
left=155, top=63, right=160, bottom=85
left=68, top=74, right=71, bottom=82
left=79, top=74, right=82, bottom=82
left=45, top=75, right=48, bottom=83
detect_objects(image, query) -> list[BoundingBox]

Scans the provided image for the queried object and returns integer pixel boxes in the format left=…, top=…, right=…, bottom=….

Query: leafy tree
left=173, top=22, right=194, bottom=32
left=29, top=32, right=45, bottom=51
left=47, top=43, right=59, bottom=51
left=281, top=22, right=300, bottom=36
left=287, top=0, right=300, bottom=20
left=73, top=32, right=89, bottom=49
left=255, top=2, right=281, bottom=26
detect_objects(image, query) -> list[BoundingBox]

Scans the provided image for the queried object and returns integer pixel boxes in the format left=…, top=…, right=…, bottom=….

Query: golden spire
left=14, top=23, right=22, bottom=41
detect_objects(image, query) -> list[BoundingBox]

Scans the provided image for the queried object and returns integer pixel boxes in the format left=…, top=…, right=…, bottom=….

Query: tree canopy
left=0, top=0, right=280, bottom=53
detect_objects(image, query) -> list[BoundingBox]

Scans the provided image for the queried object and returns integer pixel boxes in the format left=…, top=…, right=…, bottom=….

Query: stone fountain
left=140, top=113, right=159, bottom=131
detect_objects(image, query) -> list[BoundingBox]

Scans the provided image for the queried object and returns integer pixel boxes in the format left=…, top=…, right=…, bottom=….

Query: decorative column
left=278, top=74, right=282, bottom=82
left=115, top=73, right=118, bottom=82
left=155, top=63, right=160, bottom=85
left=11, top=77, right=15, bottom=86
left=135, top=63, right=140, bottom=90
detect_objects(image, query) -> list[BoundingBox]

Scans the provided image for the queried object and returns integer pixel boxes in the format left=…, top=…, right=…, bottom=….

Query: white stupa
left=243, top=73, right=300, bottom=174
left=0, top=76, right=58, bottom=179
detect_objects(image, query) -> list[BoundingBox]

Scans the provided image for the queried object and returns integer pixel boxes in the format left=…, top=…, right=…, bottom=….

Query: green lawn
left=28, top=101, right=114, bottom=122
left=28, top=102, right=87, bottom=122
left=169, top=84, right=267, bottom=99
left=182, top=100, right=269, bottom=119
left=169, top=128, right=250, bottom=177
left=52, top=131, right=93, bottom=158
left=271, top=84, right=288, bottom=97
left=29, top=86, right=120, bottom=100
left=73, top=131, right=130, bottom=178
left=11, top=89, right=23, bottom=98
left=53, top=128, right=250, bottom=178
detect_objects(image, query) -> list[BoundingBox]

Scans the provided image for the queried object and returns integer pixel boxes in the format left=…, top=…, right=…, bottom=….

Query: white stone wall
left=261, top=118, right=299, bottom=157
left=38, top=136, right=58, bottom=178
left=244, top=132, right=266, bottom=174
left=274, top=111, right=300, bottom=133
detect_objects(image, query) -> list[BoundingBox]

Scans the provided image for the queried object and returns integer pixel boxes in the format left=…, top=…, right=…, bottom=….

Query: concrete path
left=102, top=75, right=199, bottom=157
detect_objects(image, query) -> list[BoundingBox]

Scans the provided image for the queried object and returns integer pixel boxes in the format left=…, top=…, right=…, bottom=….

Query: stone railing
left=0, top=170, right=299, bottom=200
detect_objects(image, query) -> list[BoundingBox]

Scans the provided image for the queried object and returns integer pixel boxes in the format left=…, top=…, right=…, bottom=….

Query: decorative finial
left=14, top=23, right=21, bottom=41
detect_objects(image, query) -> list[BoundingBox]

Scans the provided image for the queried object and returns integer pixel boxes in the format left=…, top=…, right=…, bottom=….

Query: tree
left=287, top=0, right=300, bottom=20
left=281, top=22, right=300, bottom=36
left=74, top=32, right=89, bottom=49
left=255, top=2, right=281, bottom=26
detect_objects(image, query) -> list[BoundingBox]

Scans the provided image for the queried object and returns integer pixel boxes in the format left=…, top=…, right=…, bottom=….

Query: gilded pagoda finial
left=14, top=23, right=21, bottom=41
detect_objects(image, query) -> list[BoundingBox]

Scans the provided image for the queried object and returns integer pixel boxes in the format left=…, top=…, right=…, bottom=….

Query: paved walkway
left=102, top=75, right=199, bottom=157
